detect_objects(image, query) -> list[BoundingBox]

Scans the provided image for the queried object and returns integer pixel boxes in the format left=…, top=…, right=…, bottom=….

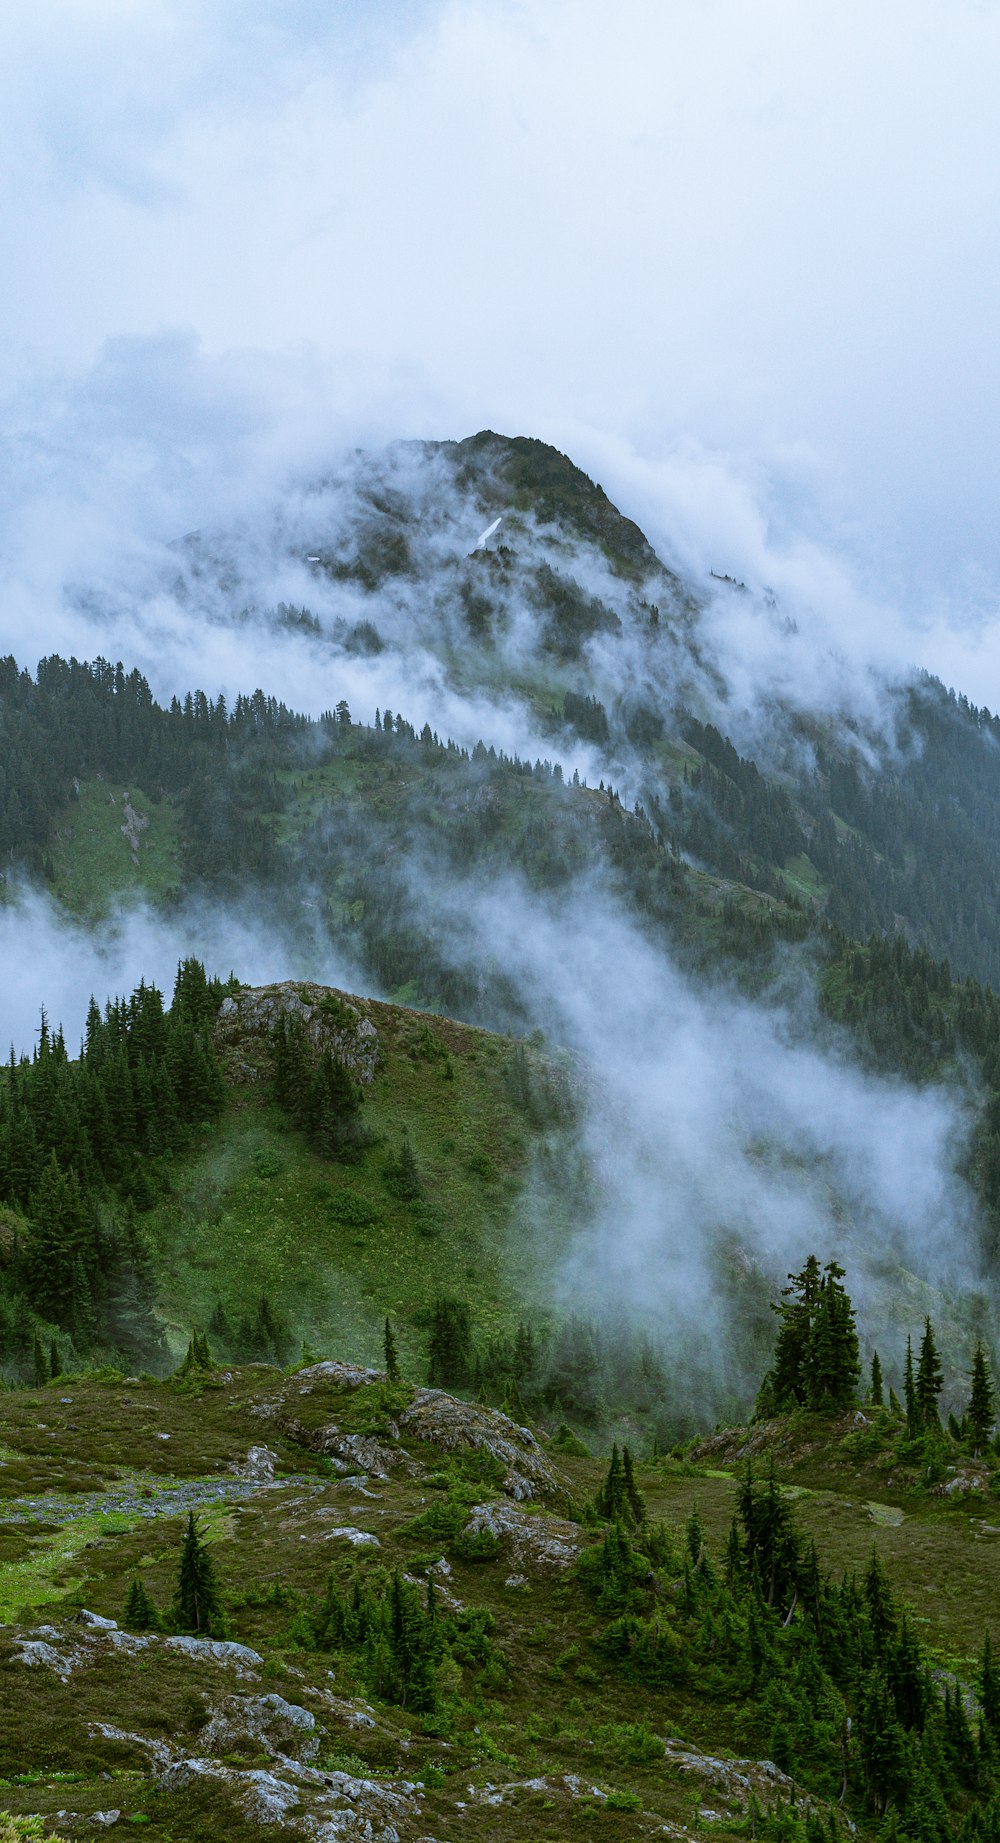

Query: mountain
left=7, top=433, right=1000, bottom=1839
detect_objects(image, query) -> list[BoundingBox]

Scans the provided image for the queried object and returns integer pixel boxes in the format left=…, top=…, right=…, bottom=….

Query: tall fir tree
left=916, top=1316, right=944, bottom=1428
left=969, top=1341, right=996, bottom=1456
left=172, top=1512, right=224, bottom=1636
left=384, top=1315, right=401, bottom=1385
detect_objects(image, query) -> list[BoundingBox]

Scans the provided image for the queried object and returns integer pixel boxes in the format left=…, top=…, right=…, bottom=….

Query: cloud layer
left=2, top=0, right=1000, bottom=693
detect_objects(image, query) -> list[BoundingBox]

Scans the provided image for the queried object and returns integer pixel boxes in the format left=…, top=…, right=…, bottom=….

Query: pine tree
left=426, top=1297, right=474, bottom=1389
left=595, top=1444, right=627, bottom=1522
left=806, top=1262, right=860, bottom=1408
left=769, top=1255, right=823, bottom=1408
left=622, top=1444, right=646, bottom=1525
left=904, top=1335, right=918, bottom=1437
left=123, top=1576, right=161, bottom=1631
left=969, top=1342, right=995, bottom=1456
left=870, top=1350, right=884, bottom=1408
left=172, top=1512, right=224, bottom=1636
left=981, top=1632, right=1000, bottom=1740
left=49, top=1338, right=59, bottom=1380
left=916, top=1316, right=944, bottom=1427
left=388, top=1131, right=422, bottom=1201
left=384, top=1316, right=401, bottom=1385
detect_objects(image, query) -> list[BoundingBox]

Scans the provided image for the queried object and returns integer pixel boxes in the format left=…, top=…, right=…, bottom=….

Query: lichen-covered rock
left=93, top=1719, right=424, bottom=1839
left=228, top=1444, right=280, bottom=1482
left=399, top=1390, right=564, bottom=1501
left=200, top=1693, right=318, bottom=1763
left=460, top=1502, right=585, bottom=1572
left=214, top=983, right=379, bottom=1085
left=295, top=1362, right=385, bottom=1390
left=16, top=1625, right=267, bottom=1684
left=322, top=1526, right=381, bottom=1548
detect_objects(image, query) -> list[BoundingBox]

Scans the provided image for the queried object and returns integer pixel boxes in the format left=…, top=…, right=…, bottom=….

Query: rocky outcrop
left=199, top=1693, right=319, bottom=1763
left=213, top=983, right=380, bottom=1085
left=90, top=1720, right=423, bottom=1840
left=256, top=1366, right=565, bottom=1501
left=459, top=1502, right=586, bottom=1572
left=399, top=1389, right=563, bottom=1501
left=13, top=1621, right=263, bottom=1682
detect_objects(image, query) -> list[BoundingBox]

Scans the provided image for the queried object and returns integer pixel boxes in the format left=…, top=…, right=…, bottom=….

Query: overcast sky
left=4, top=0, right=1000, bottom=703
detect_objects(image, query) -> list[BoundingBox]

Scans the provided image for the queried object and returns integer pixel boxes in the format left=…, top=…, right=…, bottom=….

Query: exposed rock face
left=460, top=1502, right=586, bottom=1573
left=14, top=1622, right=263, bottom=1682
left=91, top=1720, right=423, bottom=1840
left=228, top=1444, right=280, bottom=1482
left=213, top=983, right=380, bottom=1086
left=399, top=1389, right=562, bottom=1502
left=199, top=1693, right=319, bottom=1763
left=255, top=1367, right=565, bottom=1501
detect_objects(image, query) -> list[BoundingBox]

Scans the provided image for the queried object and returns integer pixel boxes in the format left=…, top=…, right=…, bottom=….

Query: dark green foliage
left=172, top=1513, right=225, bottom=1637
left=871, top=1349, right=885, bottom=1408
left=123, top=1576, right=161, bottom=1632
left=970, top=1343, right=996, bottom=1455
left=383, top=1315, right=400, bottom=1385
left=0, top=963, right=223, bottom=1377
left=917, top=1317, right=944, bottom=1428
left=595, top=1443, right=645, bottom=1527
left=764, top=1256, right=859, bottom=1412
left=905, top=1335, right=919, bottom=1438
left=384, top=1131, right=422, bottom=1201
left=426, top=1297, right=474, bottom=1390
left=297, top=1563, right=503, bottom=1714
left=231, top=1296, right=291, bottom=1366
left=176, top=1332, right=213, bottom=1376
left=271, top=1016, right=373, bottom=1164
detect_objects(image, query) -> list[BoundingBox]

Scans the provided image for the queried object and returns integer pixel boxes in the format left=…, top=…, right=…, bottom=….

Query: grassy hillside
left=146, top=985, right=574, bottom=1370
left=3, top=1364, right=1000, bottom=1840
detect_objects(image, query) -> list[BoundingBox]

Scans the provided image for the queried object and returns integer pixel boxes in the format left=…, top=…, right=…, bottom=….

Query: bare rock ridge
left=255, top=1360, right=566, bottom=1504
left=214, top=982, right=380, bottom=1086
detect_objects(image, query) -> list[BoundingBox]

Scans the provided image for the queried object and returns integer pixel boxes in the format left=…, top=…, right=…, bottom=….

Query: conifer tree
left=123, top=1576, right=161, bottom=1631
left=969, top=1342, right=995, bottom=1456
left=384, top=1316, right=401, bottom=1385
left=981, top=1631, right=1000, bottom=1742
left=904, top=1335, right=918, bottom=1437
left=770, top=1255, right=823, bottom=1407
left=595, top=1443, right=626, bottom=1522
left=426, top=1297, right=474, bottom=1389
left=172, top=1512, right=224, bottom=1636
left=870, top=1350, right=884, bottom=1408
left=916, top=1316, right=944, bottom=1427
left=622, top=1444, right=646, bottom=1525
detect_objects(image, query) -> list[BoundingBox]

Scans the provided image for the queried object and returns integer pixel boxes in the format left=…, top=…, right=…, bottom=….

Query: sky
left=3, top=0, right=1000, bottom=705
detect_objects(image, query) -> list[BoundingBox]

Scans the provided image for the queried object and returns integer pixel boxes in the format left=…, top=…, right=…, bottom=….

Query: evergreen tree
left=384, top=1315, right=401, bottom=1385
left=622, top=1444, right=646, bottom=1525
left=981, top=1632, right=1000, bottom=1741
left=123, top=1576, right=161, bottom=1631
left=870, top=1349, right=884, bottom=1408
left=595, top=1444, right=627, bottom=1522
left=426, top=1297, right=474, bottom=1389
left=387, top=1131, right=422, bottom=1201
left=172, top=1512, right=224, bottom=1636
left=916, top=1316, right=944, bottom=1427
left=769, top=1255, right=823, bottom=1407
left=904, top=1335, right=918, bottom=1437
left=969, top=1342, right=996, bottom=1456
left=806, top=1262, right=860, bottom=1408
